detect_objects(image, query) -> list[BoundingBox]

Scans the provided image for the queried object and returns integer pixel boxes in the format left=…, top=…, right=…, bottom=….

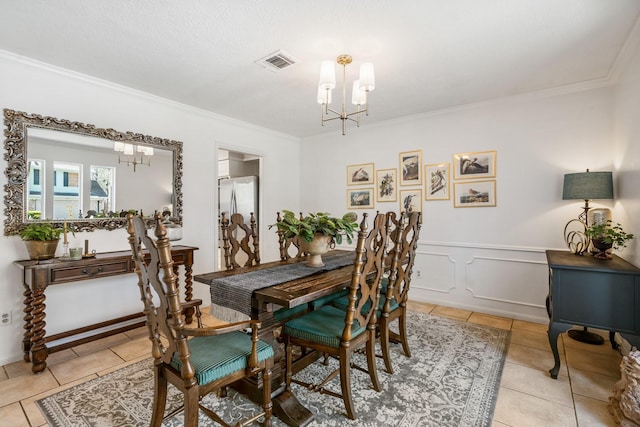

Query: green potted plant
left=20, top=222, right=63, bottom=260
left=585, top=220, right=634, bottom=259
left=270, top=210, right=358, bottom=267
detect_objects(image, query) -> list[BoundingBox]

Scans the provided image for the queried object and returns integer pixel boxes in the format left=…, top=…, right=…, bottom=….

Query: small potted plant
left=20, top=222, right=63, bottom=260
left=270, top=210, right=358, bottom=267
left=585, top=220, right=634, bottom=259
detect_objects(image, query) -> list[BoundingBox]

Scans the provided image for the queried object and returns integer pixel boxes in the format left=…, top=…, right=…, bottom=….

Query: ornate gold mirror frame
left=3, top=109, right=183, bottom=235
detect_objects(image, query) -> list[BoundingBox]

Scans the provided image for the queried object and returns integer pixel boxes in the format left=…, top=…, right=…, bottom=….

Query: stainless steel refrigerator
left=218, top=176, right=259, bottom=224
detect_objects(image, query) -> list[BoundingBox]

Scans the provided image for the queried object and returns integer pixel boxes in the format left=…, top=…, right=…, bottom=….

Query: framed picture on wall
left=424, top=163, right=450, bottom=200
left=399, top=150, right=422, bottom=186
left=375, top=168, right=397, bottom=202
left=346, top=163, right=374, bottom=185
left=453, top=150, right=496, bottom=180
left=453, top=180, right=496, bottom=207
left=399, top=189, right=422, bottom=214
left=347, top=188, right=374, bottom=209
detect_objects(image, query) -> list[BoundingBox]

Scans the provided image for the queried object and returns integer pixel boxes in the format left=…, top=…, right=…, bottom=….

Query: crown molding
left=0, top=49, right=299, bottom=142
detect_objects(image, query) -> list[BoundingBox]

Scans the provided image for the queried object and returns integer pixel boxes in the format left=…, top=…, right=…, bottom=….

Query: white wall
left=301, top=86, right=617, bottom=323
left=613, top=23, right=640, bottom=267
left=0, top=52, right=301, bottom=365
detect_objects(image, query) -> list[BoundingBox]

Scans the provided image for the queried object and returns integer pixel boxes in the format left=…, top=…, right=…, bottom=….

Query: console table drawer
left=50, top=260, right=131, bottom=283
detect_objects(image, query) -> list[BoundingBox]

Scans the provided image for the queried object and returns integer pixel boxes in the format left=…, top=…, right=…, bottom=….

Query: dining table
left=194, top=250, right=356, bottom=427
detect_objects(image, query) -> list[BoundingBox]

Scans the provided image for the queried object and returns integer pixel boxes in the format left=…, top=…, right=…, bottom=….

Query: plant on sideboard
left=584, top=220, right=634, bottom=259
left=20, top=222, right=63, bottom=260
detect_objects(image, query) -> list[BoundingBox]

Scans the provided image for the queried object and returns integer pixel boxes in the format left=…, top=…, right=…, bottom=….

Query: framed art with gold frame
left=425, top=163, right=450, bottom=200
left=346, top=163, right=374, bottom=185
left=375, top=168, right=397, bottom=202
left=453, top=150, right=496, bottom=180
left=453, top=180, right=496, bottom=207
left=399, top=188, right=422, bottom=214
left=399, top=150, right=422, bottom=186
left=347, top=188, right=374, bottom=209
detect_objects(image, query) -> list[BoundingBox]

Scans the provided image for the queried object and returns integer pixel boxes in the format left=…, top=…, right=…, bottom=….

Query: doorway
left=217, top=148, right=261, bottom=270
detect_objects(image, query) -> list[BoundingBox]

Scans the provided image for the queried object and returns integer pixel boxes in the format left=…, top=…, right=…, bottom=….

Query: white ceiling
left=1, top=0, right=639, bottom=138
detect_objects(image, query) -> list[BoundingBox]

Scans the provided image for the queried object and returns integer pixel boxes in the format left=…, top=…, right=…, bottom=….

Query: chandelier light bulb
left=351, top=80, right=366, bottom=106
left=317, top=86, right=332, bottom=105
left=318, top=60, right=336, bottom=90
left=359, top=62, right=375, bottom=91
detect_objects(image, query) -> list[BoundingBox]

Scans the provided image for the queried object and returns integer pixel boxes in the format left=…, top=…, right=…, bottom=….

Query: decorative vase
left=591, top=238, right=613, bottom=260
left=24, top=239, right=60, bottom=260
left=299, top=233, right=333, bottom=267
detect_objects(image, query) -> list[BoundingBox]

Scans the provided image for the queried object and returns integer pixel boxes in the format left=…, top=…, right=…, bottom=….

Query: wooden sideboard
left=15, top=245, right=198, bottom=374
left=546, top=250, right=640, bottom=379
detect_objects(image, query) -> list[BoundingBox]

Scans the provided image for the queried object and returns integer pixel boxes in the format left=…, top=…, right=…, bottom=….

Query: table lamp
left=562, top=169, right=613, bottom=254
left=561, top=168, right=613, bottom=345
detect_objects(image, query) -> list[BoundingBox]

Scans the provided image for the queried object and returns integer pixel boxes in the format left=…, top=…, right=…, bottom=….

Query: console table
left=15, top=245, right=198, bottom=374
left=546, top=250, right=640, bottom=379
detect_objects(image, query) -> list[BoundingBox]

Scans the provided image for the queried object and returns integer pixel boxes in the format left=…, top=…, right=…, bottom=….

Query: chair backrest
left=342, top=212, right=388, bottom=342
left=127, top=213, right=196, bottom=388
left=276, top=211, right=306, bottom=260
left=220, top=212, right=260, bottom=269
left=384, top=211, right=421, bottom=312
left=382, top=211, right=403, bottom=270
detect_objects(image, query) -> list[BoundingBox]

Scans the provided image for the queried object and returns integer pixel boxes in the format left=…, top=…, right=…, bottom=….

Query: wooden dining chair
left=281, top=212, right=388, bottom=420
left=127, top=213, right=274, bottom=427
left=275, top=211, right=306, bottom=260
left=379, top=210, right=421, bottom=373
left=220, top=211, right=260, bottom=269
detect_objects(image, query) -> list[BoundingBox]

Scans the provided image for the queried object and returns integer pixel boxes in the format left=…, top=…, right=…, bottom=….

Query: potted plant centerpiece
left=271, top=210, right=358, bottom=267
left=20, top=222, right=63, bottom=260
left=585, top=220, right=634, bottom=259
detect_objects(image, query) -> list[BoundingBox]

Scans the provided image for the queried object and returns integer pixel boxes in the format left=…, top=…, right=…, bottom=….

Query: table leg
left=22, top=283, right=34, bottom=362
left=30, top=288, right=48, bottom=374
left=183, top=261, right=195, bottom=324
left=548, top=321, right=571, bottom=379
left=609, top=331, right=618, bottom=350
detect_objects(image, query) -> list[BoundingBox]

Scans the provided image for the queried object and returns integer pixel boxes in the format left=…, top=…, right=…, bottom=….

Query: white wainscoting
left=409, top=241, right=553, bottom=324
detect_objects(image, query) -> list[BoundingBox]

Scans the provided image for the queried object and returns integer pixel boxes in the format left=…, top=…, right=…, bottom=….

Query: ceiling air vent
left=255, top=50, right=297, bottom=72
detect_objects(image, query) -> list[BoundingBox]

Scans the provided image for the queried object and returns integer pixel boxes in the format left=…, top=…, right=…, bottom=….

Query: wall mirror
left=3, top=109, right=183, bottom=235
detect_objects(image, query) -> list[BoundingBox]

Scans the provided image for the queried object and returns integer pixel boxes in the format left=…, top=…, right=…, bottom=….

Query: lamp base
left=567, top=327, right=604, bottom=345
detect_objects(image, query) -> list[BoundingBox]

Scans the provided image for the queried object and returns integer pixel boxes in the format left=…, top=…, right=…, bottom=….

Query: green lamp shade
left=562, top=171, right=613, bottom=200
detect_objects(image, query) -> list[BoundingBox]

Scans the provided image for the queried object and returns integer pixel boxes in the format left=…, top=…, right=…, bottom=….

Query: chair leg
left=339, top=349, right=356, bottom=420
left=366, top=331, right=382, bottom=392
left=379, top=319, right=394, bottom=374
left=398, top=309, right=411, bottom=357
left=262, top=364, right=273, bottom=427
left=184, top=386, right=200, bottom=427
left=151, top=367, right=167, bottom=427
left=284, top=337, right=293, bottom=392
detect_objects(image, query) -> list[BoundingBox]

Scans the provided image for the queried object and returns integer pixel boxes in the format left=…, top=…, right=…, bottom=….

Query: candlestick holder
left=61, top=242, right=70, bottom=260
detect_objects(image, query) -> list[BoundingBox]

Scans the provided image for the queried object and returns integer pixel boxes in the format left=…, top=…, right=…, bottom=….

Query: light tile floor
left=0, top=303, right=624, bottom=427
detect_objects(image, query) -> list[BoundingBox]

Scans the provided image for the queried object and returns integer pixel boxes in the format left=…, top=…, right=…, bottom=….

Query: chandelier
left=317, top=54, right=375, bottom=135
left=114, top=142, right=153, bottom=172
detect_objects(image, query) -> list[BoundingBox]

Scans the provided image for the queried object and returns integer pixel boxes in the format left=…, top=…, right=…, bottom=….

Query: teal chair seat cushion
left=310, top=289, right=349, bottom=309
left=282, top=305, right=366, bottom=348
left=171, top=331, right=274, bottom=385
left=273, top=289, right=349, bottom=322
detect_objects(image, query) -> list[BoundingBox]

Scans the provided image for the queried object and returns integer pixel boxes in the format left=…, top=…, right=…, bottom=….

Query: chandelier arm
left=321, top=115, right=343, bottom=124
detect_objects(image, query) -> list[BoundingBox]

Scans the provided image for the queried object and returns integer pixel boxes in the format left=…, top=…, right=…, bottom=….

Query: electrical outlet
left=415, top=269, right=421, bottom=277
left=1, top=311, right=11, bottom=326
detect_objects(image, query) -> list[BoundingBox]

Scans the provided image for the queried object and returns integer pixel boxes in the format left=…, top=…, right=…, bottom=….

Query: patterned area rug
left=37, top=311, right=509, bottom=427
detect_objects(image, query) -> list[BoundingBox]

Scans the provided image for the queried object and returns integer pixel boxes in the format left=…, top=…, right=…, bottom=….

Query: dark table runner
left=207, top=251, right=354, bottom=317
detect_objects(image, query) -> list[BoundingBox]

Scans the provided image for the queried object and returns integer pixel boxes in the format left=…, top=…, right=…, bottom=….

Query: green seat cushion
left=330, top=291, right=399, bottom=314
left=282, top=305, right=366, bottom=348
left=274, top=289, right=349, bottom=321
left=310, top=289, right=349, bottom=309
left=274, top=304, right=308, bottom=322
left=171, top=331, right=274, bottom=385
